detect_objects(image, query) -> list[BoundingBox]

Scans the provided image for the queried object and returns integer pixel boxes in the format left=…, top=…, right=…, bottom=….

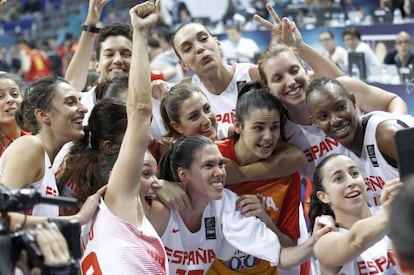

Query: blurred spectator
left=22, top=0, right=43, bottom=13
left=57, top=33, right=78, bottom=75
left=43, top=35, right=63, bottom=76
left=380, top=0, right=412, bottom=18
left=170, top=0, right=192, bottom=28
left=220, top=23, right=260, bottom=64
left=103, top=7, right=123, bottom=25
left=0, top=47, right=10, bottom=72
left=148, top=36, right=163, bottom=62
left=8, top=46, right=22, bottom=74
left=342, top=26, right=380, bottom=77
left=1, top=0, right=22, bottom=22
left=319, top=30, right=348, bottom=72
left=389, top=176, right=414, bottom=275
left=384, top=31, right=414, bottom=68
left=150, top=26, right=184, bottom=83
left=17, top=39, right=51, bottom=82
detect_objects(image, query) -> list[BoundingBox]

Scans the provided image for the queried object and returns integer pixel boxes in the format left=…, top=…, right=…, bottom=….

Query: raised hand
left=129, top=0, right=160, bottom=32
left=380, top=178, right=402, bottom=213
left=253, top=3, right=302, bottom=48
left=236, top=194, right=265, bottom=219
left=85, top=0, right=111, bottom=25
left=0, top=0, right=7, bottom=14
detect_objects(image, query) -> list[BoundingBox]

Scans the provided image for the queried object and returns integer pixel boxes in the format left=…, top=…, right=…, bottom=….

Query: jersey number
left=81, top=252, right=103, bottom=275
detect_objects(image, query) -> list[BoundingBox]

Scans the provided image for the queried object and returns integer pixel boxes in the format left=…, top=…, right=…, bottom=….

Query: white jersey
left=336, top=207, right=399, bottom=275
left=284, top=119, right=351, bottom=179
left=81, top=86, right=97, bottom=126
left=0, top=149, right=59, bottom=217
left=161, top=189, right=281, bottom=274
left=191, top=63, right=253, bottom=139
left=352, top=111, right=414, bottom=206
left=81, top=199, right=168, bottom=275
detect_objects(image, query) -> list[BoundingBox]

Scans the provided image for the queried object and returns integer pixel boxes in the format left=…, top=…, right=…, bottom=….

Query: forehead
left=309, top=82, right=348, bottom=102
left=193, top=143, right=222, bottom=162
left=144, top=152, right=157, bottom=167
left=320, top=32, right=331, bottom=39
left=244, top=108, right=280, bottom=122
left=396, top=33, right=411, bottom=41
left=179, top=93, right=207, bottom=109
left=53, top=81, right=79, bottom=99
left=0, top=78, right=19, bottom=89
left=100, top=35, right=132, bottom=52
left=174, top=24, right=210, bottom=45
left=322, top=155, right=356, bottom=176
left=263, top=51, right=301, bottom=71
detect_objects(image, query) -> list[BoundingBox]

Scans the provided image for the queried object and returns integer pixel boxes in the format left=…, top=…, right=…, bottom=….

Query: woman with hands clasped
left=309, top=154, right=402, bottom=275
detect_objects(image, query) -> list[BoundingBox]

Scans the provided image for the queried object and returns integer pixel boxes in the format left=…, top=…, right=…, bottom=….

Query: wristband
left=81, top=24, right=100, bottom=34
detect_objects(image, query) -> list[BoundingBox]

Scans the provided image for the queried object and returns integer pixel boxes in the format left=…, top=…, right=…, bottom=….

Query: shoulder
left=179, top=76, right=192, bottom=84
left=5, top=135, right=44, bottom=157
left=247, top=64, right=260, bottom=81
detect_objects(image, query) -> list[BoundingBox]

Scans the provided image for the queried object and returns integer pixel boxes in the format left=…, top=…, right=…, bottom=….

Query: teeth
left=211, top=182, right=223, bottom=189
left=345, top=191, right=360, bottom=198
left=287, top=87, right=301, bottom=96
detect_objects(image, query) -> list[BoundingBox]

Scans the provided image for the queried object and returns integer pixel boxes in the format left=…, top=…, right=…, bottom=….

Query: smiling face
left=261, top=50, right=309, bottom=109
left=306, top=82, right=359, bottom=146
left=317, top=155, right=366, bottom=215
left=96, top=35, right=132, bottom=81
left=170, top=93, right=217, bottom=140
left=47, top=82, right=87, bottom=143
left=235, top=108, right=281, bottom=163
left=0, top=78, right=22, bottom=126
left=173, top=23, right=222, bottom=75
left=139, top=151, right=160, bottom=211
left=181, top=143, right=226, bottom=202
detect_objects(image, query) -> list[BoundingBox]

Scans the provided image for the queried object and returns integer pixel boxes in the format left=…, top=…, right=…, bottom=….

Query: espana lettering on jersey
left=304, top=137, right=340, bottom=162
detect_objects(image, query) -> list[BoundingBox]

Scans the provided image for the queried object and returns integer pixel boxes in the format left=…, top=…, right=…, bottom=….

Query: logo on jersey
left=204, top=217, right=216, bottom=240
left=366, top=144, right=379, bottom=167
left=172, top=228, right=180, bottom=233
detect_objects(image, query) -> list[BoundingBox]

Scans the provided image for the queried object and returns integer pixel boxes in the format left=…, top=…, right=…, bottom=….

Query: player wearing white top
left=191, top=63, right=252, bottom=139
left=305, top=77, right=414, bottom=206
left=309, top=154, right=402, bottom=275
left=80, top=2, right=168, bottom=274
left=0, top=149, right=59, bottom=217
left=350, top=111, right=414, bottom=206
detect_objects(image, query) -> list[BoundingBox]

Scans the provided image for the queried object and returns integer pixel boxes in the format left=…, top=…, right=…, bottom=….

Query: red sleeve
left=276, top=172, right=301, bottom=239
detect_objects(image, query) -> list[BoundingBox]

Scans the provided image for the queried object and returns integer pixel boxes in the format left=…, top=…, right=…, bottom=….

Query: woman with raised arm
left=309, top=154, right=401, bottom=274
left=254, top=3, right=408, bottom=178
left=79, top=1, right=167, bottom=274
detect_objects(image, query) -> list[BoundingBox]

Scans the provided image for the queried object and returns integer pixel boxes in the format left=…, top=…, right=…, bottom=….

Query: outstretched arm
left=104, top=0, right=159, bottom=226
left=313, top=179, right=401, bottom=270
left=65, top=0, right=109, bottom=91
left=225, top=141, right=307, bottom=185
left=254, top=3, right=343, bottom=79
left=338, top=76, right=408, bottom=115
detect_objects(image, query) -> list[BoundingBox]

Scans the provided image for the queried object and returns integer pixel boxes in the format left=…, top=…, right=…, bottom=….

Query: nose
left=262, top=128, right=272, bottom=141
left=201, top=112, right=211, bottom=125
left=194, top=42, right=205, bottom=54
left=5, top=94, right=16, bottom=104
left=285, top=74, right=296, bottom=89
left=113, top=52, right=123, bottom=63
left=151, top=178, right=161, bottom=191
left=330, top=113, right=342, bottom=127
left=78, top=101, right=88, bottom=114
left=213, top=164, right=225, bottom=178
